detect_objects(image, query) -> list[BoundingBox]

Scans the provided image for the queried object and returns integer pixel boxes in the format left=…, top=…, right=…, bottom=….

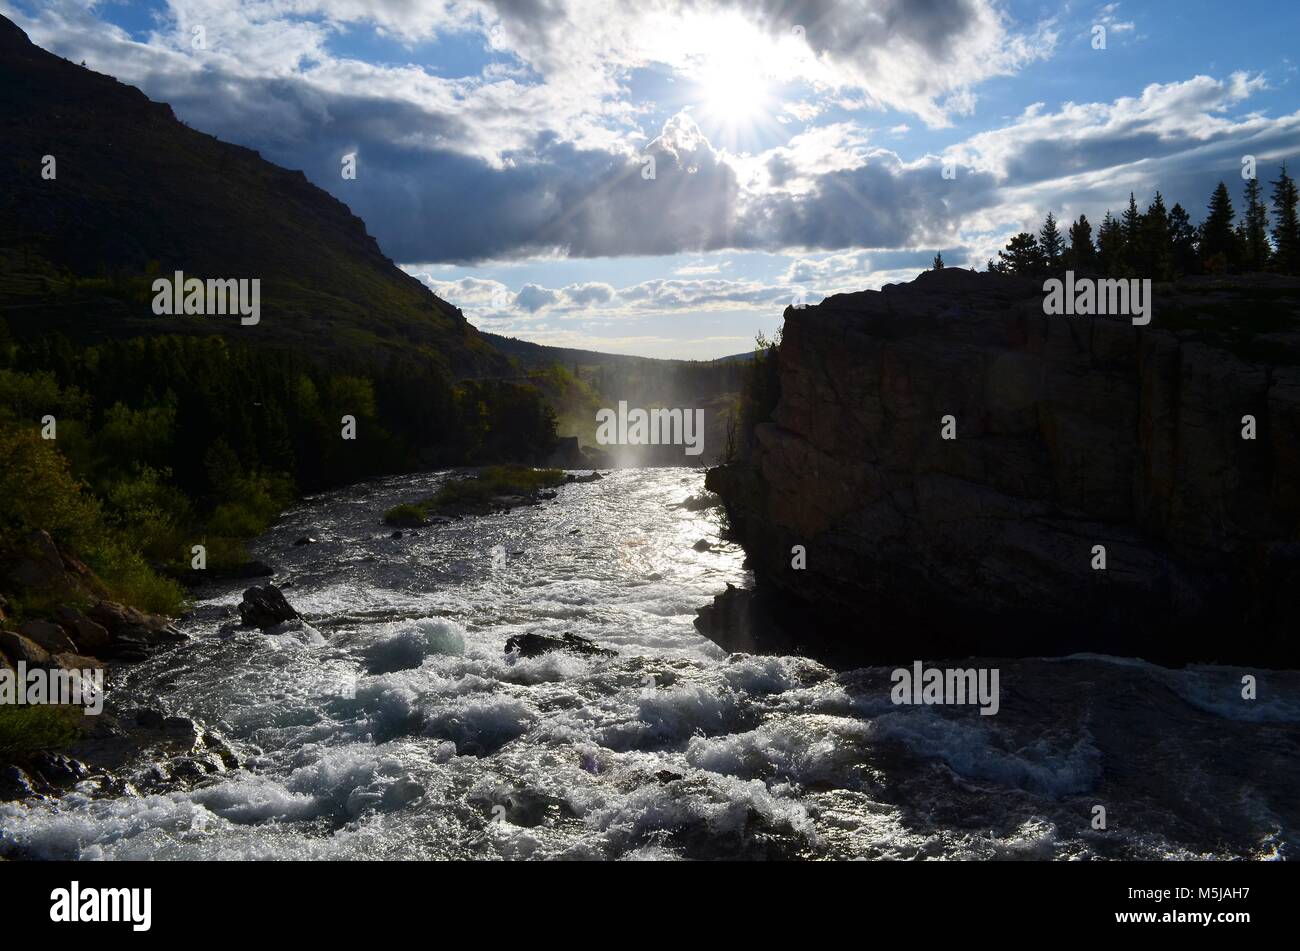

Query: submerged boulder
left=237, top=584, right=300, bottom=629
left=504, top=631, right=616, bottom=659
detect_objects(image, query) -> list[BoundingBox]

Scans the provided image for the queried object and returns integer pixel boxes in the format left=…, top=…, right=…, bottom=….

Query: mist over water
left=2, top=469, right=1296, bottom=860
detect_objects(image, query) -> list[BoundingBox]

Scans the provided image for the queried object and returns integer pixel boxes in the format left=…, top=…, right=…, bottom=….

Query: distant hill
left=483, top=331, right=750, bottom=370
left=0, top=15, right=503, bottom=378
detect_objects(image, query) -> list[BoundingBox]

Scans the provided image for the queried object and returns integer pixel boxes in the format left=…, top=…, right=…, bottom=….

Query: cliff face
left=706, top=267, right=1300, bottom=667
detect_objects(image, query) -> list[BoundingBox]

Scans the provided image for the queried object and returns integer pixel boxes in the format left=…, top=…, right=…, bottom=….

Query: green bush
left=0, top=424, right=184, bottom=615
left=383, top=503, right=428, bottom=526
left=0, top=704, right=84, bottom=760
left=429, top=465, right=565, bottom=509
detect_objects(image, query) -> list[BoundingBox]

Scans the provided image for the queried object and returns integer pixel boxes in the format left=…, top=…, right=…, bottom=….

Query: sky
left=6, top=0, right=1300, bottom=359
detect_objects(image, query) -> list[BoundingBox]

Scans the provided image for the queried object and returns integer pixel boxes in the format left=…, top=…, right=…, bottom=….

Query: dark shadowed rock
left=17, top=619, right=76, bottom=654
left=504, top=631, right=616, bottom=659
left=0, top=765, right=38, bottom=802
left=0, top=630, right=56, bottom=668
left=89, top=600, right=187, bottom=658
left=6, top=530, right=111, bottom=605
left=673, top=492, right=721, bottom=512
left=233, top=560, right=276, bottom=578
left=238, top=584, right=300, bottom=629
left=53, top=605, right=111, bottom=654
left=547, top=435, right=586, bottom=468
left=708, top=268, right=1300, bottom=667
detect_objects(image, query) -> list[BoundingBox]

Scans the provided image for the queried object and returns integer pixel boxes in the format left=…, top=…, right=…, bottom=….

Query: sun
left=685, top=18, right=776, bottom=131
left=698, top=49, right=770, bottom=125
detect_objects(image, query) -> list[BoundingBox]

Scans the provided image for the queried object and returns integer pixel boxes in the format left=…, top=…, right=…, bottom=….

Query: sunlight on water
left=2, top=469, right=1296, bottom=860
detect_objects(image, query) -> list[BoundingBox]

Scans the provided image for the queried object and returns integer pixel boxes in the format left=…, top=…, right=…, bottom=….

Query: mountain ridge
left=0, top=15, right=503, bottom=377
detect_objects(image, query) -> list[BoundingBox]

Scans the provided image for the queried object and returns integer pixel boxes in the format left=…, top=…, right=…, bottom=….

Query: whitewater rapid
left=2, top=468, right=1296, bottom=860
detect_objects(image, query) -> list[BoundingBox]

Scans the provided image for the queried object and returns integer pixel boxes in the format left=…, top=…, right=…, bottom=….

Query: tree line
left=983, top=164, right=1300, bottom=278
left=0, top=326, right=559, bottom=615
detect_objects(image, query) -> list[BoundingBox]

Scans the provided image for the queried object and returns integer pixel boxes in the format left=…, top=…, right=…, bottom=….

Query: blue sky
left=7, top=0, right=1299, bottom=358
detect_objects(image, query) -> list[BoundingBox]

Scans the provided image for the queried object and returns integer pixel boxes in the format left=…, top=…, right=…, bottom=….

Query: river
left=2, top=468, right=1297, bottom=859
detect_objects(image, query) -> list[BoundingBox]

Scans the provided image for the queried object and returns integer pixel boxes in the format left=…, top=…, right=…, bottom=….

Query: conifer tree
left=1241, top=175, right=1271, bottom=272
left=1121, top=192, right=1143, bottom=271
left=1066, top=214, right=1097, bottom=271
left=1168, top=202, right=1199, bottom=276
left=1140, top=191, right=1173, bottom=279
left=1038, top=212, right=1064, bottom=269
left=1271, top=162, right=1300, bottom=275
left=932, top=251, right=945, bottom=270
left=996, top=232, right=1044, bottom=276
left=1200, top=181, right=1239, bottom=273
left=1097, top=212, right=1125, bottom=276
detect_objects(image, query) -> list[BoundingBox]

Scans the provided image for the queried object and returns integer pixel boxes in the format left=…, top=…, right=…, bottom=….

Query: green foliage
left=428, top=465, right=565, bottom=508
left=388, top=466, right=566, bottom=521
left=0, top=705, right=84, bottom=760
left=383, top=503, right=429, bottom=526
left=0, top=328, right=560, bottom=617
left=0, top=424, right=102, bottom=557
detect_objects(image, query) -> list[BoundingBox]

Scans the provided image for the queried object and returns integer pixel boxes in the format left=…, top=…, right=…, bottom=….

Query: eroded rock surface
left=707, top=268, right=1300, bottom=666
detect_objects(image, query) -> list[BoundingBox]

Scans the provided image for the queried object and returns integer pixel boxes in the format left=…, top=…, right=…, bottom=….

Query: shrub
left=0, top=705, right=84, bottom=760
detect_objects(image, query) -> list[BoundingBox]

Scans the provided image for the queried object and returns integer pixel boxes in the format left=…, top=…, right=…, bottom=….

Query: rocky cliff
left=705, top=267, right=1300, bottom=667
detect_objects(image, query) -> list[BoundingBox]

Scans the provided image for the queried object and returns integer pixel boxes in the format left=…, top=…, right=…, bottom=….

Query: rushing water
left=2, top=468, right=1297, bottom=860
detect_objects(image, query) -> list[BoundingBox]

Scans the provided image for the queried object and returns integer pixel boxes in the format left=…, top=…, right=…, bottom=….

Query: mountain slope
left=0, top=15, right=502, bottom=376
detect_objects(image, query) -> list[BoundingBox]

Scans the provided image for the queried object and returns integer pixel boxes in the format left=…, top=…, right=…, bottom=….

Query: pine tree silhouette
left=996, top=233, right=1044, bottom=275
left=1121, top=192, right=1143, bottom=272
left=1270, top=162, right=1299, bottom=275
left=1241, top=175, right=1271, bottom=272
left=1097, top=212, right=1125, bottom=276
left=1039, top=212, right=1064, bottom=270
left=1066, top=214, right=1096, bottom=271
left=1168, top=203, right=1198, bottom=275
left=1140, top=192, right=1173, bottom=280
left=1200, top=181, right=1239, bottom=274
